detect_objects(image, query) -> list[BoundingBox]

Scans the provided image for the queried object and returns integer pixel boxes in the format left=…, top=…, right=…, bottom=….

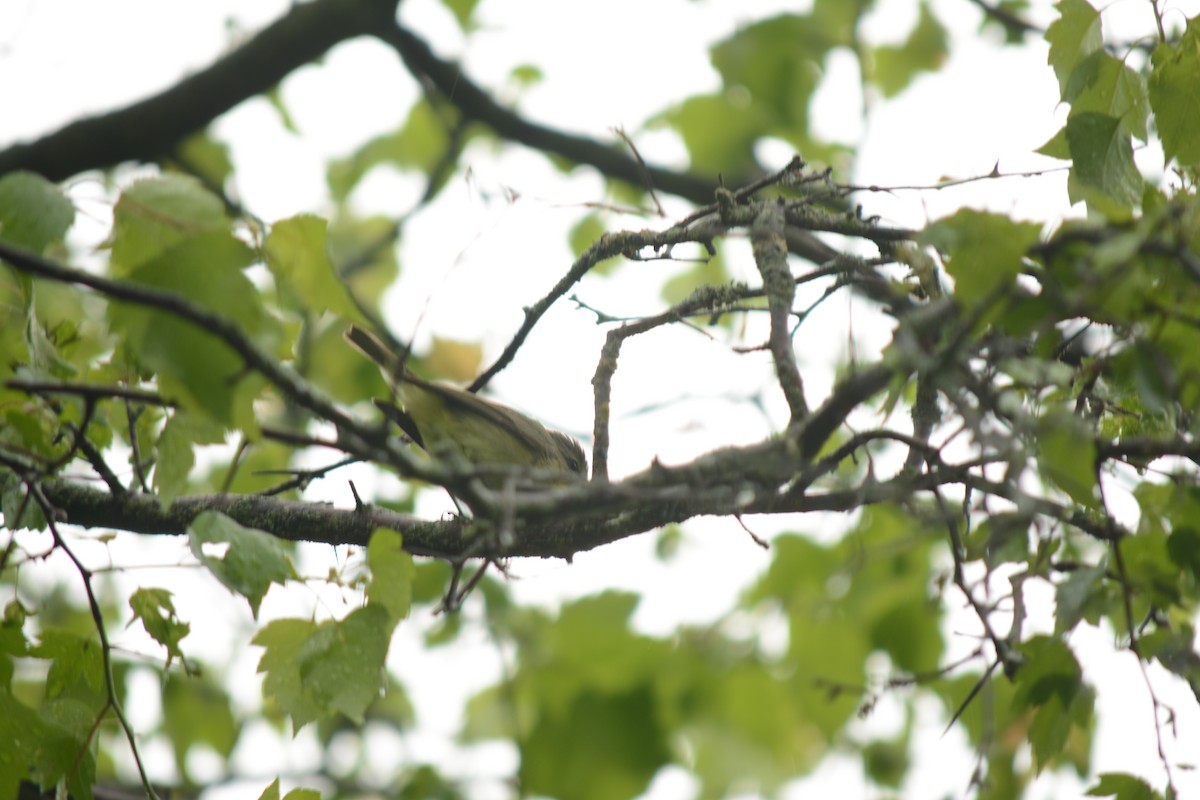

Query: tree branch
left=0, top=0, right=400, bottom=182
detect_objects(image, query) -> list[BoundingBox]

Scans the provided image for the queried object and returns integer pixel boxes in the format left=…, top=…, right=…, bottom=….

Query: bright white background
left=3, top=0, right=1199, bottom=798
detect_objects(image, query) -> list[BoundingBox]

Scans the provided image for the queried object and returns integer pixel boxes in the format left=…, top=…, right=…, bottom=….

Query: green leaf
left=107, top=230, right=282, bottom=428
left=439, top=0, right=479, bottom=31
left=870, top=2, right=949, bottom=98
left=161, top=672, right=239, bottom=783
left=920, top=209, right=1040, bottom=306
left=519, top=686, right=671, bottom=800
left=0, top=171, right=75, bottom=252
left=256, top=607, right=395, bottom=730
left=658, top=93, right=767, bottom=176
left=325, top=214, right=401, bottom=318
left=258, top=777, right=283, bottom=800
left=1, top=473, right=47, bottom=531
left=0, top=689, right=95, bottom=800
left=188, top=511, right=297, bottom=617
left=661, top=251, right=730, bottom=309
left=265, top=86, right=299, bottom=135
left=1012, top=637, right=1092, bottom=772
left=967, top=511, right=1033, bottom=567
left=1139, top=625, right=1200, bottom=708
left=687, top=660, right=822, bottom=793
left=1037, top=125, right=1071, bottom=160
left=0, top=600, right=30, bottom=687
left=411, top=560, right=454, bottom=606
left=128, top=588, right=190, bottom=668
left=1064, top=51, right=1150, bottom=142
left=568, top=213, right=615, bottom=269
left=1065, top=112, right=1142, bottom=209
left=1167, top=526, right=1200, bottom=579
left=1055, top=562, right=1107, bottom=633
left=366, top=527, right=415, bottom=622
left=1085, top=772, right=1161, bottom=800
left=710, top=13, right=842, bottom=131
left=327, top=100, right=454, bottom=201
left=304, top=606, right=393, bottom=724
left=1148, top=20, right=1200, bottom=167
left=863, top=736, right=909, bottom=788
left=1119, top=531, right=1181, bottom=608
left=282, top=789, right=322, bottom=800
left=32, top=630, right=105, bottom=704
left=171, top=131, right=235, bottom=191
left=509, top=63, right=543, bottom=88
left=154, top=410, right=226, bottom=502
left=264, top=214, right=362, bottom=319
left=254, top=618, right=323, bottom=730
left=1045, top=0, right=1103, bottom=93
left=109, top=174, right=228, bottom=275
left=1012, top=637, right=1082, bottom=710
left=1036, top=412, right=1097, bottom=506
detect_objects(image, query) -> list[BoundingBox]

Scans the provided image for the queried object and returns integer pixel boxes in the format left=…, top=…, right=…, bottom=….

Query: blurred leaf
left=107, top=230, right=283, bottom=428
left=424, top=337, right=482, bottom=382
left=659, top=93, right=766, bottom=175
left=710, top=12, right=843, bottom=131
left=412, top=560, right=454, bottom=606
left=328, top=99, right=454, bottom=201
left=661, top=252, right=729, bottom=308
left=0, top=688, right=95, bottom=800
left=171, top=131, right=236, bottom=192
left=920, top=209, right=1040, bottom=306
left=31, top=630, right=104, bottom=705
left=109, top=174, right=228, bottom=275
left=265, top=214, right=363, bottom=320
left=161, top=671, right=239, bottom=784
left=282, top=790, right=321, bottom=800
left=863, top=735, right=909, bottom=788
left=439, top=0, right=479, bottom=31
left=1046, top=0, right=1103, bottom=93
left=198, top=438, right=297, bottom=496
left=327, top=214, right=401, bottom=317
left=0, top=171, right=75, bottom=252
left=1055, top=562, right=1107, bottom=633
left=395, top=764, right=466, bottom=800
left=967, top=512, right=1032, bottom=566
left=569, top=213, right=617, bottom=272
left=1085, top=772, right=1161, bottom=799
left=1148, top=20, right=1200, bottom=167
left=655, top=523, right=683, bottom=560
left=1036, top=412, right=1097, bottom=506
left=520, top=685, right=670, bottom=800
left=1, top=473, right=48, bottom=531
left=1012, top=636, right=1092, bottom=772
left=1118, top=531, right=1181, bottom=609
left=265, top=85, right=299, bottom=135
left=984, top=0, right=1035, bottom=43
left=871, top=3, right=949, bottom=98
left=367, top=527, right=415, bottom=622
left=154, top=409, right=227, bottom=502
left=188, top=511, right=297, bottom=617
left=509, top=63, right=543, bottom=88
left=254, top=619, right=322, bottom=730
left=1167, top=526, right=1200, bottom=580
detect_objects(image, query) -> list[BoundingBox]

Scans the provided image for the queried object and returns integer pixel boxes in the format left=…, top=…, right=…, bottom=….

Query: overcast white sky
left=4, top=1, right=1200, bottom=798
